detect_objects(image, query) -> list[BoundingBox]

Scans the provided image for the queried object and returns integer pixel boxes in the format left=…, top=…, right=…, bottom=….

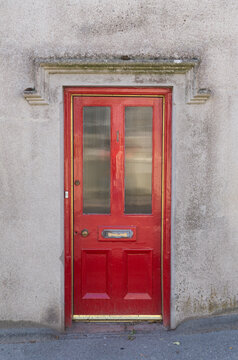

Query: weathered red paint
left=162, top=92, right=172, bottom=328
left=64, top=89, right=73, bottom=327
left=64, top=87, right=172, bottom=327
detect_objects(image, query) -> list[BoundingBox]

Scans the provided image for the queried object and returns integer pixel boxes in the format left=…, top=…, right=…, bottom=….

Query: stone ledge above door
left=23, top=57, right=211, bottom=106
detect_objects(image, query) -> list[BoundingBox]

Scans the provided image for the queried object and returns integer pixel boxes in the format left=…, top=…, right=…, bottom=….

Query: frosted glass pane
left=125, top=107, right=152, bottom=214
left=83, top=107, right=110, bottom=214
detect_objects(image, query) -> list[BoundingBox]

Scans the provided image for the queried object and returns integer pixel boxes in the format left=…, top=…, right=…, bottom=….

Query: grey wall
left=0, top=0, right=238, bottom=330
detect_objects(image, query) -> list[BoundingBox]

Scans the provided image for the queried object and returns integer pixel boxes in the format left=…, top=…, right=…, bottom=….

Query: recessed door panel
left=73, top=96, right=163, bottom=316
left=124, top=250, right=153, bottom=300
left=81, top=250, right=111, bottom=300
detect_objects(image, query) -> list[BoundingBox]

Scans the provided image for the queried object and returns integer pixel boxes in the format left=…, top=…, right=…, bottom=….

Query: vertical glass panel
left=125, top=107, right=153, bottom=214
left=83, top=107, right=110, bottom=214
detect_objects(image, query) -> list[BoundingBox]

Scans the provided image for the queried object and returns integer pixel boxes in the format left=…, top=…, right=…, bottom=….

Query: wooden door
left=73, top=95, right=163, bottom=318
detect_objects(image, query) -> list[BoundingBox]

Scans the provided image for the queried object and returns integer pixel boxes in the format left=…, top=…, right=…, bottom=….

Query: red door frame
left=64, top=87, right=172, bottom=328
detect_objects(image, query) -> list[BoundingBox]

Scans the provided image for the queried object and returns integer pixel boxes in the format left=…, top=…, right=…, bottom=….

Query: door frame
left=64, top=87, right=172, bottom=328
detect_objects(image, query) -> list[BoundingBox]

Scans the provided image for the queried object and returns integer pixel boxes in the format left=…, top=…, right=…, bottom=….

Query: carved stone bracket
left=23, top=58, right=211, bottom=105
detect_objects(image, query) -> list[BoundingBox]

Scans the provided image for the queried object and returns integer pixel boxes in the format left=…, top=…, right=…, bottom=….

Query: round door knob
left=81, top=229, right=89, bottom=237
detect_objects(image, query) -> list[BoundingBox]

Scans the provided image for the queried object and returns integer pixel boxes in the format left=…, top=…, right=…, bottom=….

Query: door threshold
left=72, top=315, right=162, bottom=322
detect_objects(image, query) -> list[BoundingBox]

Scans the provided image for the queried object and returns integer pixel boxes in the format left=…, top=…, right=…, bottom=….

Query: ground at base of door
left=67, top=321, right=162, bottom=335
left=1, top=314, right=238, bottom=359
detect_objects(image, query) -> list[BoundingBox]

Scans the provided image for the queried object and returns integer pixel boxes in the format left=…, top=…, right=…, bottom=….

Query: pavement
left=0, top=314, right=238, bottom=359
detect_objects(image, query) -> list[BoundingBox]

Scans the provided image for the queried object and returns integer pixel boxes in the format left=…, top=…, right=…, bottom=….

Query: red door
left=73, top=95, right=163, bottom=318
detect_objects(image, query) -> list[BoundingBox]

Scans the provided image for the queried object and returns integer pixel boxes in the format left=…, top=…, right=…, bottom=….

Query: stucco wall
left=0, top=0, right=238, bottom=330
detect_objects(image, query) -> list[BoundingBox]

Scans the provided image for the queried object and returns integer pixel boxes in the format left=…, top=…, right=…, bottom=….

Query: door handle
left=81, top=229, right=89, bottom=237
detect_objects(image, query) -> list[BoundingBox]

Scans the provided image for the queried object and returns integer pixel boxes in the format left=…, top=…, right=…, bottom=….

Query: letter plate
left=102, top=229, right=133, bottom=239
left=98, top=226, right=136, bottom=241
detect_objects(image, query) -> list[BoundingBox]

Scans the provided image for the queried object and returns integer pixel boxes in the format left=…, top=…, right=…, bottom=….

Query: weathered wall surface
left=0, top=0, right=238, bottom=330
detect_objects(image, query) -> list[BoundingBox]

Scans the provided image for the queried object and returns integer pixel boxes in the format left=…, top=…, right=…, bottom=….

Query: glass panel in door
left=83, top=106, right=111, bottom=214
left=125, top=106, right=153, bottom=214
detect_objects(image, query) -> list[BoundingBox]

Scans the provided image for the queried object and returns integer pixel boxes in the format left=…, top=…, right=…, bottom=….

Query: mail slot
left=102, top=229, right=133, bottom=239
left=98, top=226, right=136, bottom=241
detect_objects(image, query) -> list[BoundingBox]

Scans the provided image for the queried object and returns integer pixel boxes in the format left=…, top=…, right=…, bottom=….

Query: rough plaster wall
left=0, top=0, right=238, bottom=329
